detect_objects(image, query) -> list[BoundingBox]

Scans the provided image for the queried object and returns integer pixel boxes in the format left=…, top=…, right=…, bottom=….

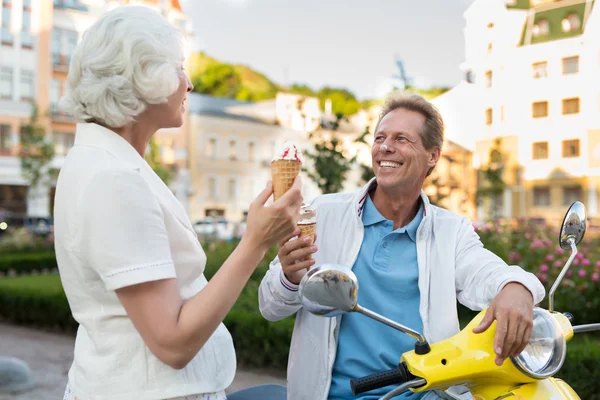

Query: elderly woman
left=54, top=5, right=300, bottom=400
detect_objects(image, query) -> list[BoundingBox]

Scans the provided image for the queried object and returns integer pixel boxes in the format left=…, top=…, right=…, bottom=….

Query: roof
left=187, top=93, right=273, bottom=126
left=170, top=0, right=183, bottom=12
left=518, top=0, right=594, bottom=45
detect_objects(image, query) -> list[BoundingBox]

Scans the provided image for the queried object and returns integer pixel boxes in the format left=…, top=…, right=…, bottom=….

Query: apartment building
left=0, top=0, right=192, bottom=223
left=447, top=0, right=600, bottom=223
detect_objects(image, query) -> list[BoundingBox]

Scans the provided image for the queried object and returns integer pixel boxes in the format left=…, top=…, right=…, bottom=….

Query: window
left=485, top=108, right=493, bottom=125
left=532, top=61, right=548, bottom=79
left=533, top=187, right=550, bottom=207
left=563, top=186, right=582, bottom=206
left=532, top=101, right=548, bottom=118
left=19, top=69, right=33, bottom=101
left=484, top=70, right=492, bottom=88
left=21, top=0, right=32, bottom=49
left=533, top=19, right=550, bottom=37
left=65, top=31, right=78, bottom=66
left=248, top=141, right=255, bottom=162
left=228, top=179, right=236, bottom=199
left=206, top=137, right=217, bottom=159
left=532, top=142, right=549, bottom=160
left=0, top=124, right=10, bottom=151
left=50, top=79, right=61, bottom=113
left=208, top=177, right=217, bottom=199
left=562, top=139, right=580, bottom=158
left=1, top=1, right=12, bottom=45
left=51, top=29, right=61, bottom=65
left=0, top=66, right=12, bottom=99
left=562, top=14, right=581, bottom=32
left=562, top=98, right=580, bottom=115
left=53, top=132, right=74, bottom=155
left=229, top=140, right=237, bottom=161
left=562, top=56, right=579, bottom=75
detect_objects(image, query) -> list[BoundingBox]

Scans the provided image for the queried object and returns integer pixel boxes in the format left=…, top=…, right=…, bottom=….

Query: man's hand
left=278, top=231, right=318, bottom=285
left=472, top=282, right=534, bottom=366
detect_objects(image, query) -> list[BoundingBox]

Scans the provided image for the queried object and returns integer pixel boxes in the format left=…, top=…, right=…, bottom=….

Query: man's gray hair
left=59, top=4, right=184, bottom=128
left=375, top=91, right=445, bottom=151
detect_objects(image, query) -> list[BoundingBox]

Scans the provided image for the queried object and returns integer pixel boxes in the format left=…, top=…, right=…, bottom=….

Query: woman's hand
left=242, top=176, right=304, bottom=253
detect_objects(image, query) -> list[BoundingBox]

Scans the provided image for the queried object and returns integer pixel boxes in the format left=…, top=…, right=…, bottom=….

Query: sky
left=179, top=0, right=475, bottom=100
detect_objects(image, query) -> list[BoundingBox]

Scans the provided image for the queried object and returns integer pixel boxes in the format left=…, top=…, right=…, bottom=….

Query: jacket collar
left=353, top=177, right=432, bottom=237
left=74, top=123, right=194, bottom=232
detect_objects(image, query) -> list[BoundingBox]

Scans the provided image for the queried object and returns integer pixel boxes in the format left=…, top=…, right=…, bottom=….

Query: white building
left=442, top=0, right=600, bottom=223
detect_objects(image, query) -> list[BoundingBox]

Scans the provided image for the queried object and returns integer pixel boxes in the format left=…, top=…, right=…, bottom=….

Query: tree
left=317, top=87, right=361, bottom=116
left=476, top=138, right=506, bottom=219
left=305, top=134, right=355, bottom=194
left=19, top=106, right=57, bottom=190
left=192, top=63, right=242, bottom=99
left=145, top=138, right=172, bottom=186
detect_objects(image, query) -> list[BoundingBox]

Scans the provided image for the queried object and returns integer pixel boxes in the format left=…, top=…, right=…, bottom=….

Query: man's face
left=371, top=107, right=439, bottom=192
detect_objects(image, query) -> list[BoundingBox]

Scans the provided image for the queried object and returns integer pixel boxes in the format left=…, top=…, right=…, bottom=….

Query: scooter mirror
left=299, top=264, right=358, bottom=317
left=559, top=201, right=587, bottom=250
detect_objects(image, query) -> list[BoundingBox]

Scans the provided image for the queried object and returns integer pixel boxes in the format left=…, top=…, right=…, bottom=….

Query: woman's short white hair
left=59, top=4, right=184, bottom=128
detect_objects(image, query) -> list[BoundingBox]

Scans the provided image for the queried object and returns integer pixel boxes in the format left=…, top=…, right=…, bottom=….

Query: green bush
left=0, top=252, right=57, bottom=275
left=476, top=220, right=600, bottom=324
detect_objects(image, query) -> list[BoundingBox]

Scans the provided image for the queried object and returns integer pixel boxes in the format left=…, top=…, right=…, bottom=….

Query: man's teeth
left=380, top=161, right=401, bottom=168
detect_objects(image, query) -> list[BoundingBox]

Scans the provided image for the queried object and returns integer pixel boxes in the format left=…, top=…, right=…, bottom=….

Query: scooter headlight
left=510, top=308, right=567, bottom=379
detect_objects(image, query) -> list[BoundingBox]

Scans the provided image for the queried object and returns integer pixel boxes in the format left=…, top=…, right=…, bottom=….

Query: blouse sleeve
left=80, top=168, right=176, bottom=291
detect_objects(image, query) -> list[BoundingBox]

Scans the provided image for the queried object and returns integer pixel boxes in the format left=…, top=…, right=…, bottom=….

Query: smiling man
left=258, top=91, right=546, bottom=400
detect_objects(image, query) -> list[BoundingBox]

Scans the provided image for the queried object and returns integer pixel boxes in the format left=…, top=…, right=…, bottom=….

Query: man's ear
left=428, top=147, right=441, bottom=168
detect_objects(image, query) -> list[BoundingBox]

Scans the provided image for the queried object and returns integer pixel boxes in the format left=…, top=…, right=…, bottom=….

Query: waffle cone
left=272, top=160, right=301, bottom=201
left=298, top=222, right=316, bottom=264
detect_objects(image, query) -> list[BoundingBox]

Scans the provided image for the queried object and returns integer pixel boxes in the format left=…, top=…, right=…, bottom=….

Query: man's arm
left=258, top=255, right=304, bottom=321
left=454, top=217, right=545, bottom=310
left=454, top=217, right=546, bottom=366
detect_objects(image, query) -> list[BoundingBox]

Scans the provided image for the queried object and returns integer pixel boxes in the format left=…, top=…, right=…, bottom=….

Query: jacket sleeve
left=258, top=255, right=303, bottom=321
left=454, top=217, right=546, bottom=311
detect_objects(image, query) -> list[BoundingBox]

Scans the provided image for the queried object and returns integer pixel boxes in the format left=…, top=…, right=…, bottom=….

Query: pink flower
left=509, top=251, right=521, bottom=262
left=576, top=252, right=584, bottom=261
left=530, top=239, right=544, bottom=250
left=556, top=248, right=565, bottom=255
left=567, top=270, right=573, bottom=277
left=540, top=264, right=549, bottom=272
left=578, top=269, right=587, bottom=278
left=545, top=254, right=554, bottom=262
left=537, top=273, right=548, bottom=283
left=595, top=260, right=600, bottom=269
left=592, top=272, right=599, bottom=282
left=525, top=233, right=532, bottom=240
left=555, top=260, right=563, bottom=268
left=582, top=258, right=590, bottom=267
left=573, top=258, right=580, bottom=266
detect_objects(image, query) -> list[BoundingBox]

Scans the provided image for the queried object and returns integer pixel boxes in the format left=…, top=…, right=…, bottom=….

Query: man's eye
left=396, top=137, right=408, bottom=142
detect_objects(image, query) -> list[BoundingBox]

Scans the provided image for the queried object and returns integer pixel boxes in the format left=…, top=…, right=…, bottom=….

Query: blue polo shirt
left=328, top=194, right=427, bottom=400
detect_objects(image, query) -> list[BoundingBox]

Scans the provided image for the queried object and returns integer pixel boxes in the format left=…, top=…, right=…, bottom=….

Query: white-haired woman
left=54, top=5, right=299, bottom=400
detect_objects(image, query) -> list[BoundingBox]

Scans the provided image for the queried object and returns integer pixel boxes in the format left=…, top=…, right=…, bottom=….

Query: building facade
left=456, top=0, right=599, bottom=223
left=0, top=0, right=192, bottom=224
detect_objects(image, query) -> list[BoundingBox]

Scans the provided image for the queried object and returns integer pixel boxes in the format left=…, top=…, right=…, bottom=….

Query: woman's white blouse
left=54, top=123, right=236, bottom=400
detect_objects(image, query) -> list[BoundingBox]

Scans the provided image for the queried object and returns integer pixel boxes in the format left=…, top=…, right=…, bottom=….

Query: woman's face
left=147, top=66, right=193, bottom=129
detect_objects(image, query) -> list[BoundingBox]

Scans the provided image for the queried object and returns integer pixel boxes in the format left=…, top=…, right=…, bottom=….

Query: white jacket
left=258, top=180, right=546, bottom=400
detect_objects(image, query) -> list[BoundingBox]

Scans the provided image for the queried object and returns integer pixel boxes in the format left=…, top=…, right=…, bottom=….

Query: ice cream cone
left=271, top=159, right=302, bottom=201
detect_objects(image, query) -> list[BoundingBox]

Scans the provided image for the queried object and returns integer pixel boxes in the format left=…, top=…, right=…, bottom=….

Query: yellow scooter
left=299, top=201, right=600, bottom=399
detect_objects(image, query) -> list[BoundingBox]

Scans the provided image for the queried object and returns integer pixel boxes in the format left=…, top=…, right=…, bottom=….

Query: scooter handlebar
left=350, top=362, right=417, bottom=395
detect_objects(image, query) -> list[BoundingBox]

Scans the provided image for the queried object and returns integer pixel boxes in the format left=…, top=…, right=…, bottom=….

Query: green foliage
left=305, top=131, right=355, bottom=194
left=192, top=63, right=242, bottom=99
left=19, top=105, right=57, bottom=189
left=476, top=219, right=600, bottom=324
left=405, top=85, right=451, bottom=100
left=189, top=52, right=279, bottom=102
left=145, top=137, right=172, bottom=185
left=0, top=252, right=57, bottom=275
left=476, top=138, right=506, bottom=218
